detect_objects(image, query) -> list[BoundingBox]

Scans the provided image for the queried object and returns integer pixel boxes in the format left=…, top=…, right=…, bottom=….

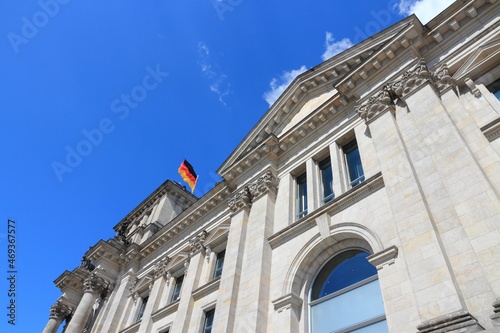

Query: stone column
left=42, top=300, right=72, bottom=333
left=171, top=232, right=207, bottom=332
left=212, top=190, right=251, bottom=333
left=65, top=274, right=109, bottom=333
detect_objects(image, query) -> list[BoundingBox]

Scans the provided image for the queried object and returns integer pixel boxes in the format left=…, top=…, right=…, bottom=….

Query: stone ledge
left=481, top=117, right=500, bottom=142
left=367, top=245, right=398, bottom=270
left=271, top=293, right=303, bottom=313
left=417, top=309, right=484, bottom=333
left=268, top=172, right=384, bottom=249
left=192, top=277, right=220, bottom=301
left=491, top=298, right=500, bottom=322
left=151, top=300, right=179, bottom=323
left=119, top=320, right=140, bottom=333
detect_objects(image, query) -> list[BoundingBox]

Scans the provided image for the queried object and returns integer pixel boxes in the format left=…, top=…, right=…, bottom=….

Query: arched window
left=310, top=249, right=388, bottom=333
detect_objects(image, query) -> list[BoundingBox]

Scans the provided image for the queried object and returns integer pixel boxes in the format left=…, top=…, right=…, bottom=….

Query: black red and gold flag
left=178, top=160, right=198, bottom=193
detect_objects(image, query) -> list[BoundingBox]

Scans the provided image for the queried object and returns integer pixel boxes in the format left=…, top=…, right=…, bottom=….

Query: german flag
left=178, top=160, right=198, bottom=193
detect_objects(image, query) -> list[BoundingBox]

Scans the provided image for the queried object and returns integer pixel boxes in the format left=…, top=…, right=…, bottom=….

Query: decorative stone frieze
left=367, top=245, right=398, bottom=270
left=189, top=230, right=209, bottom=256
left=356, top=59, right=459, bottom=123
left=49, top=300, right=73, bottom=320
left=83, top=273, right=111, bottom=297
left=228, top=171, right=279, bottom=213
left=491, top=298, right=500, bottom=323
left=416, top=310, right=483, bottom=333
left=153, top=256, right=171, bottom=279
left=228, top=186, right=253, bottom=213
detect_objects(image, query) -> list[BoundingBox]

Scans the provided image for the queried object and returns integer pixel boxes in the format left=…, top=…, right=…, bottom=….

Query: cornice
left=54, top=268, right=88, bottom=293
left=271, top=293, right=303, bottom=313
left=481, top=117, right=500, bottom=142
left=268, top=172, right=384, bottom=249
left=367, top=245, right=399, bottom=270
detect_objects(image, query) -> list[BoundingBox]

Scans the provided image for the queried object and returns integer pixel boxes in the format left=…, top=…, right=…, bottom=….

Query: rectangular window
left=344, top=140, right=365, bottom=188
left=170, top=275, right=184, bottom=302
left=136, top=295, right=149, bottom=322
left=213, top=250, right=225, bottom=279
left=487, top=78, right=500, bottom=100
left=296, top=173, right=308, bottom=220
left=319, top=158, right=334, bottom=204
left=203, top=309, right=215, bottom=333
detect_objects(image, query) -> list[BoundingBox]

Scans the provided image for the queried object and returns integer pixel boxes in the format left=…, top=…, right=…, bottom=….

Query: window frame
left=136, top=294, right=149, bottom=322
left=309, top=249, right=387, bottom=333
left=212, top=250, right=225, bottom=279
left=202, top=308, right=215, bottom=333
left=343, top=140, right=365, bottom=188
left=170, top=274, right=184, bottom=303
left=295, top=172, right=308, bottom=220
left=318, top=157, right=334, bottom=204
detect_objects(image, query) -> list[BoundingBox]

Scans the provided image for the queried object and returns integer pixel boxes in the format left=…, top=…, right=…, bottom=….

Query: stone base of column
left=417, top=310, right=484, bottom=333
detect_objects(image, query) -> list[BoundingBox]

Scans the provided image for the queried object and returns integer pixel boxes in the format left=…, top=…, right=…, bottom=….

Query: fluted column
left=42, top=300, right=72, bottom=333
left=65, top=274, right=109, bottom=333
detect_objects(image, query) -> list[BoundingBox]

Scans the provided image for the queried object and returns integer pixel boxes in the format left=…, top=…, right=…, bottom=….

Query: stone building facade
left=43, top=0, right=500, bottom=332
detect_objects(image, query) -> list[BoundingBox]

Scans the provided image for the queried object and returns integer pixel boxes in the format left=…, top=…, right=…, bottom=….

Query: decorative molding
left=271, top=293, right=303, bottom=313
left=356, top=59, right=461, bottom=123
left=481, top=117, right=500, bottom=142
left=118, top=320, right=140, bottom=333
left=491, top=298, right=500, bottom=322
left=49, top=300, right=73, bottom=320
left=153, top=256, right=171, bottom=280
left=417, top=310, right=484, bottom=333
left=83, top=273, right=111, bottom=297
left=228, top=186, right=253, bottom=213
left=151, top=299, right=180, bottom=323
left=367, top=245, right=398, bottom=270
left=228, top=170, right=279, bottom=213
left=189, top=230, right=209, bottom=256
left=192, top=277, right=221, bottom=301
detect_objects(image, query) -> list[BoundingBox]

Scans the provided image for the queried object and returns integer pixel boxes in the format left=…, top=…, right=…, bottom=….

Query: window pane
left=487, top=78, right=500, bottom=100
left=203, top=309, right=215, bottom=333
left=344, top=141, right=364, bottom=187
left=319, top=158, right=334, bottom=203
left=213, top=250, right=225, bottom=279
left=171, top=275, right=184, bottom=302
left=311, top=279, right=385, bottom=333
left=296, top=173, right=308, bottom=219
left=349, top=319, right=389, bottom=333
left=136, top=296, right=149, bottom=321
left=312, top=251, right=376, bottom=300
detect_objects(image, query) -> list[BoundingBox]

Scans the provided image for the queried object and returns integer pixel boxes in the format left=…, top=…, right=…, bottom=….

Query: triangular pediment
left=217, top=16, right=421, bottom=178
left=453, top=38, right=500, bottom=80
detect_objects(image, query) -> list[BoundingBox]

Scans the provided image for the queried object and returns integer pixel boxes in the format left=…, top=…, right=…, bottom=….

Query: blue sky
left=0, top=0, right=453, bottom=331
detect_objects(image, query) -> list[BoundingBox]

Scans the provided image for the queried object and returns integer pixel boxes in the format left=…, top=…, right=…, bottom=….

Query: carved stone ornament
left=83, top=273, right=110, bottom=296
left=228, top=186, right=253, bottom=213
left=49, top=300, right=73, bottom=320
left=189, top=230, right=209, bottom=255
left=205, top=246, right=212, bottom=262
left=356, top=59, right=457, bottom=123
left=166, top=271, right=172, bottom=286
left=491, top=298, right=500, bottom=322
left=228, top=171, right=279, bottom=213
left=153, top=256, right=171, bottom=280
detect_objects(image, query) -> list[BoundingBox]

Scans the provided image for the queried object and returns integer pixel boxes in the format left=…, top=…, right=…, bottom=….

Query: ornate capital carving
left=189, top=230, right=209, bottom=256
left=248, top=171, right=279, bottom=200
left=228, top=186, right=253, bottom=213
left=228, top=171, right=279, bottom=213
left=153, top=256, right=171, bottom=280
left=432, top=64, right=457, bottom=94
left=83, top=274, right=110, bottom=296
left=49, top=300, right=73, bottom=320
left=389, top=59, right=432, bottom=99
left=355, top=88, right=395, bottom=122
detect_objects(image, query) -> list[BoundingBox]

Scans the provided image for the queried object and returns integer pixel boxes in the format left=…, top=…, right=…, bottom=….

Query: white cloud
left=322, top=33, right=353, bottom=61
left=397, top=0, right=455, bottom=24
left=263, top=66, right=308, bottom=106
left=198, top=42, right=231, bottom=107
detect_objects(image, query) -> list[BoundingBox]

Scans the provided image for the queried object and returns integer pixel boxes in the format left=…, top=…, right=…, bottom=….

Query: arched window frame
left=308, top=248, right=387, bottom=333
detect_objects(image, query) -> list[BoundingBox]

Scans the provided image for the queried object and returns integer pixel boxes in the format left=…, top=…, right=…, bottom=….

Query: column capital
left=83, top=273, right=111, bottom=296
left=49, top=300, right=73, bottom=320
left=189, top=230, right=209, bottom=256
left=228, top=170, right=279, bottom=213
left=228, top=186, right=253, bottom=213
left=153, top=256, right=171, bottom=280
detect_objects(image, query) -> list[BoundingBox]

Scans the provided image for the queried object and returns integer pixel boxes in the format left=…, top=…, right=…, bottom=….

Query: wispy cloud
left=322, top=32, right=353, bottom=61
left=397, top=0, right=455, bottom=24
left=198, top=42, right=232, bottom=107
left=263, top=66, right=308, bottom=106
